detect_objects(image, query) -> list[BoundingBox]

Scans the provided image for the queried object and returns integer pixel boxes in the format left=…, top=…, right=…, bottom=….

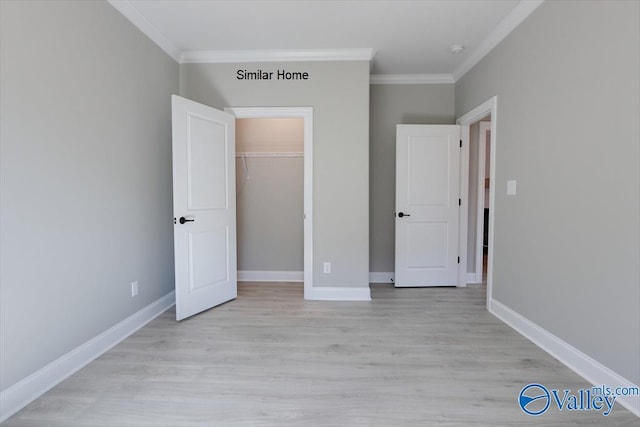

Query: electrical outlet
left=323, top=262, right=331, bottom=274
left=131, top=281, right=139, bottom=297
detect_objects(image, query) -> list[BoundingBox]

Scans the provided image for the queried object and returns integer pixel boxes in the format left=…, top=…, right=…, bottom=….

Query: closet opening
left=225, top=107, right=314, bottom=298
left=235, top=117, right=304, bottom=282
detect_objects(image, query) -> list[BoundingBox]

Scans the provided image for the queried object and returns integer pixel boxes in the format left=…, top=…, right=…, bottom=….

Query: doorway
left=468, top=120, right=491, bottom=284
left=235, top=117, right=304, bottom=280
left=457, top=97, right=497, bottom=309
left=225, top=107, right=314, bottom=299
left=394, top=124, right=466, bottom=287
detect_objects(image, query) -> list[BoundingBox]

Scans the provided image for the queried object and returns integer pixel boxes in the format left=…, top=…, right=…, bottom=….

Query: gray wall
left=456, top=0, right=640, bottom=384
left=180, top=62, right=370, bottom=287
left=236, top=157, right=304, bottom=271
left=0, top=0, right=178, bottom=391
left=369, top=84, right=455, bottom=274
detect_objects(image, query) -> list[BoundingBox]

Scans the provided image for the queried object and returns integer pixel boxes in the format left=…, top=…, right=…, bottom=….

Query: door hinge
left=458, top=198, right=462, bottom=206
left=460, top=139, right=462, bottom=148
left=457, top=256, right=460, bottom=264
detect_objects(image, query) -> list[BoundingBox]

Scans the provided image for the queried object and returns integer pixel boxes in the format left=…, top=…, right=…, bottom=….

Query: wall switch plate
left=323, top=262, right=331, bottom=274
left=507, top=180, right=517, bottom=195
left=131, top=281, right=139, bottom=297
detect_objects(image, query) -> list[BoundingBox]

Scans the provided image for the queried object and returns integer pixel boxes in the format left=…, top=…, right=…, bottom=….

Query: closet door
left=171, top=95, right=237, bottom=321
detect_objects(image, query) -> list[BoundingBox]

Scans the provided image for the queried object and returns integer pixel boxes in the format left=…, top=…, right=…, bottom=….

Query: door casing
left=457, top=96, right=498, bottom=309
left=225, top=107, right=314, bottom=299
left=472, top=121, right=491, bottom=284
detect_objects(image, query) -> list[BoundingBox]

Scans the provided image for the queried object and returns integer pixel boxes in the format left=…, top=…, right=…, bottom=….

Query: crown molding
left=370, top=74, right=455, bottom=85
left=107, top=1, right=373, bottom=66
left=108, top=0, right=181, bottom=62
left=180, top=48, right=376, bottom=64
left=109, top=0, right=541, bottom=79
left=453, top=0, right=544, bottom=81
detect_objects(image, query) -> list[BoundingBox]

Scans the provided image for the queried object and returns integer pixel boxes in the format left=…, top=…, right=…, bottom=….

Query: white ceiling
left=109, top=0, right=543, bottom=81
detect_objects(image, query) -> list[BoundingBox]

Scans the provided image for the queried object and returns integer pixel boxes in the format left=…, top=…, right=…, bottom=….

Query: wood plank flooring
left=4, top=283, right=637, bottom=426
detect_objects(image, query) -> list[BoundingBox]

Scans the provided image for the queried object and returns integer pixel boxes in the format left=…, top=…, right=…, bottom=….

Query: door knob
left=398, top=212, right=411, bottom=218
left=179, top=216, right=195, bottom=224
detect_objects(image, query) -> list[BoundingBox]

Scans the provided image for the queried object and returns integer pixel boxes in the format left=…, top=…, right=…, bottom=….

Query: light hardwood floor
left=4, top=283, right=637, bottom=426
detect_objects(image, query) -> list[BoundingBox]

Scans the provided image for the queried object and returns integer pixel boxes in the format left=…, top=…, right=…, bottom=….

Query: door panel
left=172, top=95, right=237, bottom=321
left=406, top=222, right=448, bottom=268
left=395, top=125, right=460, bottom=287
left=408, top=137, right=450, bottom=206
left=188, top=229, right=229, bottom=291
left=187, top=114, right=228, bottom=210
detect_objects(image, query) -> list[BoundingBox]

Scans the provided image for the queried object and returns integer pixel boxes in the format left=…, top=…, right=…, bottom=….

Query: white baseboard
left=467, top=272, right=483, bottom=284
left=240, top=271, right=396, bottom=285
left=305, top=286, right=371, bottom=301
left=238, top=270, right=303, bottom=282
left=0, top=291, right=176, bottom=423
left=240, top=271, right=397, bottom=287
left=371, top=272, right=484, bottom=286
left=489, top=298, right=639, bottom=417
left=369, top=272, right=394, bottom=283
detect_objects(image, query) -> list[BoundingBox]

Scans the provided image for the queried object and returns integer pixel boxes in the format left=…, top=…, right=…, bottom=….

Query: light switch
left=507, top=180, right=517, bottom=195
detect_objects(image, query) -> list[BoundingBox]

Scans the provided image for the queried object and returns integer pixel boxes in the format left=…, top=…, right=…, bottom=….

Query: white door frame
left=457, top=96, right=497, bottom=310
left=225, top=107, right=313, bottom=299
left=459, top=125, right=470, bottom=287
left=473, top=121, right=491, bottom=284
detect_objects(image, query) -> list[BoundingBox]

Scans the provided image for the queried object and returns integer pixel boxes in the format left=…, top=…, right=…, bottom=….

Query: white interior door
left=395, top=125, right=461, bottom=287
left=172, top=95, right=237, bottom=321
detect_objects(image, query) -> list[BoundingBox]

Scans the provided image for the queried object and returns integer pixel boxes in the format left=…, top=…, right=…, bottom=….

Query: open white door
left=395, top=125, right=462, bottom=287
left=172, top=95, right=237, bottom=321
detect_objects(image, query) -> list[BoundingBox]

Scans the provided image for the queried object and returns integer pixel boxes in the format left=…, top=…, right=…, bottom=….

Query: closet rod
left=235, top=152, right=303, bottom=158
